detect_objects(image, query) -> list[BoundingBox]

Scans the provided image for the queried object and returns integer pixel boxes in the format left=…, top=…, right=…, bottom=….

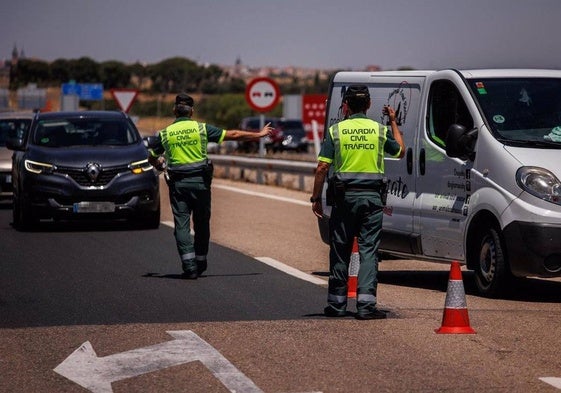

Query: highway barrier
left=209, top=154, right=317, bottom=193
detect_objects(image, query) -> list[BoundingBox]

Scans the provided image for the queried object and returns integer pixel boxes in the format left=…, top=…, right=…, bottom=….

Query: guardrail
left=208, top=154, right=317, bottom=193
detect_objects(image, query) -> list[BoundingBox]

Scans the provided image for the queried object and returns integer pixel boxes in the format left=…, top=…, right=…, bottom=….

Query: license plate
left=73, top=201, right=115, bottom=213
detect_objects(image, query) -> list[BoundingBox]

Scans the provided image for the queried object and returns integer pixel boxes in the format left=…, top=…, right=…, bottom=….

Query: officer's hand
left=312, top=200, right=323, bottom=218
left=259, top=122, right=274, bottom=138
left=383, top=105, right=397, bottom=122
left=150, top=156, right=166, bottom=171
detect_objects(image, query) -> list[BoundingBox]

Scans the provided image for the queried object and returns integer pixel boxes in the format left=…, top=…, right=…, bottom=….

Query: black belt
left=346, top=187, right=381, bottom=192
left=168, top=171, right=202, bottom=181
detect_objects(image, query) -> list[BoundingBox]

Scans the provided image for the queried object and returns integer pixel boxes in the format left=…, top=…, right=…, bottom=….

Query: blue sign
left=61, top=83, right=104, bottom=101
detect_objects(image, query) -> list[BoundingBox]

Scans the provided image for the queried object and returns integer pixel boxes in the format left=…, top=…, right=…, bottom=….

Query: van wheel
left=473, top=225, right=510, bottom=297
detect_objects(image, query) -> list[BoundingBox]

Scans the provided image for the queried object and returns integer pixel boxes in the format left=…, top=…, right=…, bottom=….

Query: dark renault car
left=7, top=111, right=160, bottom=230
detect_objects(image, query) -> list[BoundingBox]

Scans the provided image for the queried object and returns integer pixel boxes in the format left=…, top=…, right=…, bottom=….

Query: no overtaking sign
left=245, top=77, right=280, bottom=112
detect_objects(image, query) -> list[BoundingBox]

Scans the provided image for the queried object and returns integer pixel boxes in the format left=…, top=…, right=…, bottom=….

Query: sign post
left=245, top=77, right=281, bottom=156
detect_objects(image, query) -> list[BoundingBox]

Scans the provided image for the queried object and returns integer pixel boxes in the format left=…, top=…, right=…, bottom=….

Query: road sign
left=61, top=83, right=103, bottom=101
left=245, top=77, right=280, bottom=112
left=110, top=89, right=139, bottom=113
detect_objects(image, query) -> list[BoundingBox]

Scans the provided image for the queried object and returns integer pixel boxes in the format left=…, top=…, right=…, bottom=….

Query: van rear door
left=326, top=73, right=427, bottom=254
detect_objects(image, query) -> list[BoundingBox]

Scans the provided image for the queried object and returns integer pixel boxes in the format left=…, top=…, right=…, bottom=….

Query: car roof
left=0, top=111, right=36, bottom=120
left=35, top=110, right=129, bottom=120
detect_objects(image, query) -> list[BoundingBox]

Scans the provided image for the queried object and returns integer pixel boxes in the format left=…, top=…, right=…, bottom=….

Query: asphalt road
left=2, top=180, right=561, bottom=393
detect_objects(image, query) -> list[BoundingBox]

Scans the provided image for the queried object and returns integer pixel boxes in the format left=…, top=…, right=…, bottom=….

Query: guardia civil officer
left=311, top=85, right=405, bottom=319
left=148, top=93, right=273, bottom=279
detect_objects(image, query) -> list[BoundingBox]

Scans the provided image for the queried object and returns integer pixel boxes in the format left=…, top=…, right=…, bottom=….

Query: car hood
left=26, top=143, right=149, bottom=167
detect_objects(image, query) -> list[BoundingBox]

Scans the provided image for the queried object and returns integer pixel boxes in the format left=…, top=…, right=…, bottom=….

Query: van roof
left=332, top=68, right=561, bottom=82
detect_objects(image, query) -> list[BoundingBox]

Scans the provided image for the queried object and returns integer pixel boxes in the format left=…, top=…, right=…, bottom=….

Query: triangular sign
left=110, top=89, right=139, bottom=113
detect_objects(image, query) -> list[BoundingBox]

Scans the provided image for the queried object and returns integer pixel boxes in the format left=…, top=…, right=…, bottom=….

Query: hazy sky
left=2, top=0, right=561, bottom=71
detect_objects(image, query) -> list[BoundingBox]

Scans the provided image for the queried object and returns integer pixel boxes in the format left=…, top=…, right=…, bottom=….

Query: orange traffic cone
left=347, top=237, right=359, bottom=298
left=435, top=261, right=476, bottom=334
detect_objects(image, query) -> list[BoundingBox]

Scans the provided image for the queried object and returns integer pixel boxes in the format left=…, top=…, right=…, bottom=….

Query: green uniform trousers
left=169, top=177, right=211, bottom=274
left=327, top=191, right=384, bottom=315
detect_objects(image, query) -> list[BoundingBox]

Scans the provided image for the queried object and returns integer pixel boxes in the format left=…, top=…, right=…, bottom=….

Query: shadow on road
left=315, top=268, right=561, bottom=303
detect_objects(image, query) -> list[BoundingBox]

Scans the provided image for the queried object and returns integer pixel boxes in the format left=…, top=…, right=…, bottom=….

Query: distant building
left=0, top=44, right=25, bottom=89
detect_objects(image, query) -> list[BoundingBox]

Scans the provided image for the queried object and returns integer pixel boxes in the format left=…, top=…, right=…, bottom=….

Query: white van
left=318, top=69, right=561, bottom=297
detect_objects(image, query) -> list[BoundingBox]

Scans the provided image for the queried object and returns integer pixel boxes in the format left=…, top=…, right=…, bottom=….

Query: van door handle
left=419, top=148, right=426, bottom=175
left=406, top=147, right=413, bottom=175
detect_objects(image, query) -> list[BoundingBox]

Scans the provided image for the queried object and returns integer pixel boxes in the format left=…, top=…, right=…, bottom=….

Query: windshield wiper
left=499, top=138, right=561, bottom=148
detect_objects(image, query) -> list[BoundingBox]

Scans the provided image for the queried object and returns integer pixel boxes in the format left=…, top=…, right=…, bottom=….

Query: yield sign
left=110, top=88, right=138, bottom=113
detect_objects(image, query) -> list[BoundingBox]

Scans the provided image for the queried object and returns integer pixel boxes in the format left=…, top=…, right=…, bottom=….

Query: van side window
left=427, top=80, right=473, bottom=147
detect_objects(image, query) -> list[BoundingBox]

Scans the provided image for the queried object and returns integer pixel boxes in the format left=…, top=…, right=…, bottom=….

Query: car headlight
left=516, top=166, right=561, bottom=205
left=129, top=159, right=153, bottom=174
left=24, top=159, right=55, bottom=174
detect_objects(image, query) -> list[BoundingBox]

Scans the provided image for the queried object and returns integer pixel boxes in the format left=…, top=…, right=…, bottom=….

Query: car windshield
left=280, top=120, right=306, bottom=136
left=468, top=78, right=561, bottom=147
left=0, top=119, right=31, bottom=146
left=32, top=118, right=138, bottom=147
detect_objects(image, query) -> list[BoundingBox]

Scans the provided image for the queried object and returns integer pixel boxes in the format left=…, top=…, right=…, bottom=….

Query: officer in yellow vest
left=311, top=85, right=405, bottom=319
left=149, top=93, right=273, bottom=279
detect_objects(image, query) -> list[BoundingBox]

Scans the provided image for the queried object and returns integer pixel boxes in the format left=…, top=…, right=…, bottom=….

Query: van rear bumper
left=503, top=221, right=561, bottom=277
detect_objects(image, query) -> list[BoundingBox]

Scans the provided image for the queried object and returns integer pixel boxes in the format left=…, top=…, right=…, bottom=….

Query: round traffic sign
left=245, top=77, right=280, bottom=112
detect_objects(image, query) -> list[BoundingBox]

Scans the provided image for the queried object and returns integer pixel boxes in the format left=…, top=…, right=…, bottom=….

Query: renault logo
left=85, top=162, right=101, bottom=183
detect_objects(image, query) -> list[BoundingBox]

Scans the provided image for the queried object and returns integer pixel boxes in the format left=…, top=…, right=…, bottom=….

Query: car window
left=33, top=119, right=138, bottom=147
left=0, top=119, right=32, bottom=146
left=427, top=80, right=473, bottom=147
left=280, top=120, right=306, bottom=136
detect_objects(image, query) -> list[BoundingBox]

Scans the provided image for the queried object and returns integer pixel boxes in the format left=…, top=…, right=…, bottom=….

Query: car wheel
left=472, top=223, right=511, bottom=297
left=132, top=205, right=160, bottom=229
left=13, top=193, right=37, bottom=231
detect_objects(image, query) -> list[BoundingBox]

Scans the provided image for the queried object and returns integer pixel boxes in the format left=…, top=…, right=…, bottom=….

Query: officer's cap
left=343, top=85, right=370, bottom=102
left=175, top=93, right=194, bottom=107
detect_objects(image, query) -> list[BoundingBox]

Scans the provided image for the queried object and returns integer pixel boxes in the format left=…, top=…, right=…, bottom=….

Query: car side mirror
left=445, top=124, right=477, bottom=161
left=143, top=136, right=159, bottom=149
left=5, top=137, right=24, bottom=151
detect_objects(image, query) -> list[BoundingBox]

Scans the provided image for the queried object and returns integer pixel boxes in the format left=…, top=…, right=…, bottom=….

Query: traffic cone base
left=435, top=308, right=476, bottom=334
left=435, top=261, right=476, bottom=334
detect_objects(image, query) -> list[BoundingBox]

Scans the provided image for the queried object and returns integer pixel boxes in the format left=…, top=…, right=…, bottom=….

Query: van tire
left=473, top=225, right=510, bottom=297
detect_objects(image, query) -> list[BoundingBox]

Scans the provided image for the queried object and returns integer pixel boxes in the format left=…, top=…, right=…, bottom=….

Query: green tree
left=50, top=58, right=71, bottom=83
left=11, top=59, right=50, bottom=88
left=100, top=60, right=131, bottom=88
left=147, top=57, right=203, bottom=94
left=129, top=62, right=148, bottom=90
left=67, top=57, right=100, bottom=83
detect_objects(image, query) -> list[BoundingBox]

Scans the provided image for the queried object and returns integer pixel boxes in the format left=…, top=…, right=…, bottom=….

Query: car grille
left=56, top=165, right=128, bottom=186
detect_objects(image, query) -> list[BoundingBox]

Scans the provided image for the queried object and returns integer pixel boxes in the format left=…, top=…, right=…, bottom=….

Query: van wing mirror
left=445, top=124, right=477, bottom=161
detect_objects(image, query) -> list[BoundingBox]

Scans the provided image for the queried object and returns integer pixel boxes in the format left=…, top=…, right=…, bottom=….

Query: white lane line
left=256, top=257, right=327, bottom=286
left=161, top=185, right=327, bottom=286
left=213, top=184, right=309, bottom=206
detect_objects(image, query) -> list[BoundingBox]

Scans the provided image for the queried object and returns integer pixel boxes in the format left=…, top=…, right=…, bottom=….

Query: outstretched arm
left=223, top=123, right=273, bottom=141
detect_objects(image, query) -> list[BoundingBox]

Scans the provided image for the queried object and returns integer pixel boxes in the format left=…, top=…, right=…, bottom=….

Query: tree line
left=10, top=56, right=332, bottom=95
left=10, top=56, right=334, bottom=127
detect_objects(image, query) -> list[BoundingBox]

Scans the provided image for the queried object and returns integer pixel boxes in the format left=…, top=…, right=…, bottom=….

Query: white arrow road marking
left=541, top=377, right=561, bottom=389
left=54, top=330, right=264, bottom=393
